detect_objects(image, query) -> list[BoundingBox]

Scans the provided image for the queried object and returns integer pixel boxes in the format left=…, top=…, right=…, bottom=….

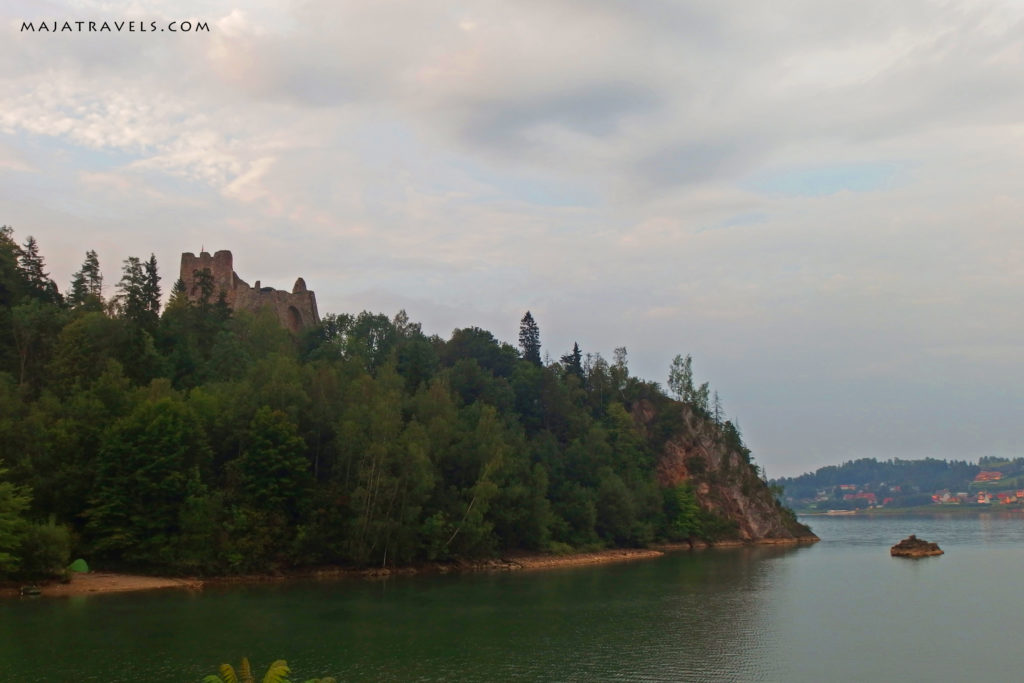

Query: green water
left=3, top=514, right=1023, bottom=681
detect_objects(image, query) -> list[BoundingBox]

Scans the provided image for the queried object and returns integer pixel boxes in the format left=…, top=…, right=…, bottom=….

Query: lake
left=3, top=513, right=1023, bottom=681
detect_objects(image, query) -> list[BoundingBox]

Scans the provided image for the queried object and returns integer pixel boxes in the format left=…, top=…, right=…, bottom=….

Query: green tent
left=67, top=558, right=89, bottom=573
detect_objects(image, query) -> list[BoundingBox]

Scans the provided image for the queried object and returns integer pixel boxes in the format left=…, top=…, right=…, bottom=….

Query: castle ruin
left=179, top=250, right=320, bottom=332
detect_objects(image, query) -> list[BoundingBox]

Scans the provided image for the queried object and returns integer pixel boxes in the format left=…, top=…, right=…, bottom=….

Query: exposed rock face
left=890, top=535, right=943, bottom=557
left=634, top=401, right=818, bottom=545
left=179, top=250, right=320, bottom=332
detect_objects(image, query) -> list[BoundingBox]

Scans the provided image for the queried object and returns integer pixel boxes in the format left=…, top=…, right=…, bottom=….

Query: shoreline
left=800, top=505, right=1024, bottom=517
left=2, top=572, right=204, bottom=598
left=2, top=537, right=818, bottom=599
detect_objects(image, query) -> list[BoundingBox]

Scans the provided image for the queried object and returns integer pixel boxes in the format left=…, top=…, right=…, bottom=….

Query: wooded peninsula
left=0, top=226, right=813, bottom=582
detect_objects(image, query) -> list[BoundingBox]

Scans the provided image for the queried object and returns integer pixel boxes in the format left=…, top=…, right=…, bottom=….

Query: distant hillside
left=773, top=457, right=1024, bottom=510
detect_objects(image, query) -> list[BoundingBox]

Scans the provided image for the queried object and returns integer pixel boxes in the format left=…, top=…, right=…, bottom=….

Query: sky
left=2, top=1, right=1022, bottom=477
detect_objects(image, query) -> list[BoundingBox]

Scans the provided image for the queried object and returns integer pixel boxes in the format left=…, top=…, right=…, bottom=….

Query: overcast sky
left=3, top=1, right=1022, bottom=476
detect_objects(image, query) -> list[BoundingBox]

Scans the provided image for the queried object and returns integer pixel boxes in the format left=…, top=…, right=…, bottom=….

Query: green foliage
left=17, top=517, right=72, bottom=579
left=17, top=236, right=61, bottom=305
left=667, top=354, right=692, bottom=402
left=560, top=342, right=584, bottom=379
left=202, top=658, right=336, bottom=683
left=0, top=460, right=31, bottom=575
left=85, top=396, right=211, bottom=567
left=518, top=311, right=541, bottom=365
left=661, top=483, right=738, bottom=542
left=664, top=483, right=703, bottom=540
left=11, top=298, right=66, bottom=389
left=0, top=228, right=802, bottom=573
left=68, top=249, right=103, bottom=310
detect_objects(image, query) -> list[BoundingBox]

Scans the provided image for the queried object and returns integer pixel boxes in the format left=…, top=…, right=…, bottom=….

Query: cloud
left=2, top=0, right=1024, bottom=475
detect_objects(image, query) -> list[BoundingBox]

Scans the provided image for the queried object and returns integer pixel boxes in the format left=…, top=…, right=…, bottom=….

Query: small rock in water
left=890, top=534, right=943, bottom=558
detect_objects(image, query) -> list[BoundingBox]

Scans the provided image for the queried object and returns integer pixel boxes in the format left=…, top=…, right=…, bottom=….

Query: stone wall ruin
left=179, top=250, right=320, bottom=332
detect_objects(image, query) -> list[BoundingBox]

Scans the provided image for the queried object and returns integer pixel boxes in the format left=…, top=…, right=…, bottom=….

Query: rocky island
left=890, top=535, right=943, bottom=558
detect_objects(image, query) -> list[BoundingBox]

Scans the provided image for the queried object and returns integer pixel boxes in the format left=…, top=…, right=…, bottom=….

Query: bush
left=18, top=518, right=72, bottom=579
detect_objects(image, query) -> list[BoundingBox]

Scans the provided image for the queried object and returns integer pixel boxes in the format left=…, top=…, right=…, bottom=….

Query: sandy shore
left=2, top=572, right=203, bottom=598
left=502, top=548, right=664, bottom=570
left=2, top=538, right=816, bottom=598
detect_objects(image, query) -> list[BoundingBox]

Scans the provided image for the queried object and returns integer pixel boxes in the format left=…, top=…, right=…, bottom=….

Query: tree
left=560, top=342, right=583, bottom=379
left=143, top=254, right=161, bottom=322
left=611, top=346, right=629, bottom=397
left=0, top=225, right=25, bottom=309
left=68, top=250, right=104, bottom=310
left=86, top=397, right=210, bottom=566
left=518, top=311, right=541, bottom=365
left=667, top=354, right=694, bottom=402
left=0, top=460, right=31, bottom=575
left=17, top=236, right=61, bottom=304
left=115, top=256, right=150, bottom=328
left=694, top=381, right=710, bottom=415
left=443, top=327, right=519, bottom=378
left=166, top=278, right=187, bottom=308
left=11, top=299, right=65, bottom=388
left=231, top=407, right=310, bottom=516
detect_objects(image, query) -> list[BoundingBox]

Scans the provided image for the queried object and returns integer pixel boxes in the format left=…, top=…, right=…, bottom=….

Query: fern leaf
left=218, top=663, right=238, bottom=683
left=239, top=657, right=254, bottom=683
left=262, top=659, right=291, bottom=683
left=202, top=676, right=223, bottom=683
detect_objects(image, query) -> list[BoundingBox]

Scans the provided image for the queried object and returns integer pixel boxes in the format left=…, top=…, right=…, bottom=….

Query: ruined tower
left=179, top=250, right=320, bottom=332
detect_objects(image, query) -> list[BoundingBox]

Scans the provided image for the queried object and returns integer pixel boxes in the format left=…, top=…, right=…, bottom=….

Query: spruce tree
left=69, top=250, right=103, bottom=310
left=143, top=254, right=161, bottom=323
left=17, top=236, right=60, bottom=304
left=0, top=226, right=23, bottom=309
left=712, top=391, right=724, bottom=424
left=166, top=278, right=188, bottom=309
left=115, top=256, right=148, bottom=325
left=518, top=311, right=541, bottom=365
left=560, top=342, right=584, bottom=379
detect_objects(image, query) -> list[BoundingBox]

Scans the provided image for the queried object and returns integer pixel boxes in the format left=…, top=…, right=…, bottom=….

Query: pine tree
left=69, top=250, right=103, bottom=309
left=518, top=311, right=541, bottom=365
left=143, top=254, right=161, bottom=322
left=115, top=255, right=147, bottom=325
left=166, top=278, right=188, bottom=309
left=17, top=236, right=45, bottom=290
left=0, top=226, right=24, bottom=309
left=560, top=342, right=583, bottom=379
left=17, top=236, right=60, bottom=304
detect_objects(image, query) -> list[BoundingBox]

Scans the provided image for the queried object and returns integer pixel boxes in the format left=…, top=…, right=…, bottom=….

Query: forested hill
left=0, top=226, right=812, bottom=579
left=773, top=457, right=1024, bottom=509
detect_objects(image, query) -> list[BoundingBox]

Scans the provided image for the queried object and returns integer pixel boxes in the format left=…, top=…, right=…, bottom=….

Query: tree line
left=0, top=226, right=752, bottom=578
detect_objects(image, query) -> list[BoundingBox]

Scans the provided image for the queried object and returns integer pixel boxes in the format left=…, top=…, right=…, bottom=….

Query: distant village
left=775, top=458, right=1024, bottom=512
left=810, top=472, right=1024, bottom=511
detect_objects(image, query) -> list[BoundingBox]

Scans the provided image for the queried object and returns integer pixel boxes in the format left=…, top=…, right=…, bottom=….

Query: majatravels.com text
left=21, top=20, right=210, bottom=33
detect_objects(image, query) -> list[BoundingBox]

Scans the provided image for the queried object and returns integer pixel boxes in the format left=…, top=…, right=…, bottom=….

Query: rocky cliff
left=633, top=400, right=818, bottom=544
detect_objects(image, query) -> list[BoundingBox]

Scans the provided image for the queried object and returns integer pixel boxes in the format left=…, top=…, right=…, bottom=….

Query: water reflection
left=1, top=546, right=810, bottom=682
left=6, top=518, right=1024, bottom=682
